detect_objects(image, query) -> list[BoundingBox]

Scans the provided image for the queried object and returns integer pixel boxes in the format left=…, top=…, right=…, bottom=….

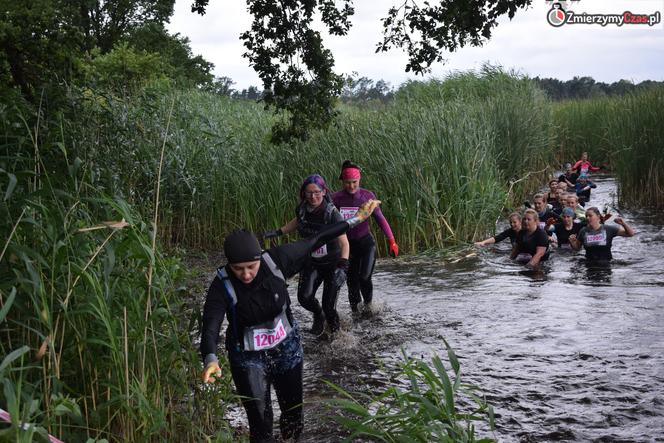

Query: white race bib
left=251, top=319, right=288, bottom=351
left=585, top=231, right=607, bottom=246
left=311, top=244, right=328, bottom=258
left=339, top=207, right=357, bottom=220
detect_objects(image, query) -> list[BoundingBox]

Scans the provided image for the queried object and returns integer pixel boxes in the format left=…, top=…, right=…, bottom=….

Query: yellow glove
left=201, top=362, right=222, bottom=383
left=355, top=199, right=381, bottom=222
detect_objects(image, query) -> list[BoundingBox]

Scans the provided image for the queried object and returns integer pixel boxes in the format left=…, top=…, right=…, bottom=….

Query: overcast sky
left=167, top=0, right=664, bottom=90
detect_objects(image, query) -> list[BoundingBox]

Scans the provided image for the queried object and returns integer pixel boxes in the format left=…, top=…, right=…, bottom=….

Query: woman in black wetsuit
left=199, top=199, right=380, bottom=443
left=264, top=174, right=349, bottom=336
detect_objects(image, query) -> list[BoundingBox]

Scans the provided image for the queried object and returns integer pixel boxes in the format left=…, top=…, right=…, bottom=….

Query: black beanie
left=224, top=230, right=262, bottom=264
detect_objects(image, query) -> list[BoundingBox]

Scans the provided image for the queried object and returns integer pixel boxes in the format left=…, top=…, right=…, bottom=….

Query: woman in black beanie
left=199, top=199, right=380, bottom=443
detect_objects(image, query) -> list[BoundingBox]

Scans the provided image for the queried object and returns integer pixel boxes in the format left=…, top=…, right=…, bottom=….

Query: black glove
left=261, top=229, right=282, bottom=241
left=333, top=258, right=349, bottom=288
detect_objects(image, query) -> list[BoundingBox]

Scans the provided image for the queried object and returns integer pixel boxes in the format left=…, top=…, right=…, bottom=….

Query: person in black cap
left=199, top=199, right=380, bottom=443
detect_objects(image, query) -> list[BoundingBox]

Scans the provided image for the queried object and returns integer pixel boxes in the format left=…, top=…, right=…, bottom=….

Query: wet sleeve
left=606, top=224, right=620, bottom=240
left=200, top=277, right=228, bottom=363
left=372, top=206, right=395, bottom=240
left=270, top=221, right=351, bottom=279
left=589, top=163, right=600, bottom=171
left=572, top=160, right=583, bottom=171
left=493, top=228, right=511, bottom=243
left=578, top=228, right=587, bottom=245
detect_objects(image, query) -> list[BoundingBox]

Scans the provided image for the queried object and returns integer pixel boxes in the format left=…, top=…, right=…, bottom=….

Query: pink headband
left=341, top=167, right=361, bottom=180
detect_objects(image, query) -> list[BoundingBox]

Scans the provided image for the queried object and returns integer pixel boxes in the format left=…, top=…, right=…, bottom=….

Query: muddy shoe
left=310, top=312, right=325, bottom=336
left=361, top=303, right=374, bottom=319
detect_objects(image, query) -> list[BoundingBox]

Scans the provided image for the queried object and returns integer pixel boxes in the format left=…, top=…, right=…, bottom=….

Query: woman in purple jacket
left=332, top=160, right=398, bottom=312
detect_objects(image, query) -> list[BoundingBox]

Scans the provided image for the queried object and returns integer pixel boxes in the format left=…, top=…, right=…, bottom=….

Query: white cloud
left=167, top=0, right=664, bottom=89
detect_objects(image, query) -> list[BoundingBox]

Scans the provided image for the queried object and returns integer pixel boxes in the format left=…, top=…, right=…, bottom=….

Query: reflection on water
left=231, top=176, right=664, bottom=442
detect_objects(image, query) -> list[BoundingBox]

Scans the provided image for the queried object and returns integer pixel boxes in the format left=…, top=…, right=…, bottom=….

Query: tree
left=190, top=0, right=534, bottom=142
left=73, top=0, right=175, bottom=52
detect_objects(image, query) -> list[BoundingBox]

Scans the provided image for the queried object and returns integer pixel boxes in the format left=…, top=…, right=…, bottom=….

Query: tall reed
left=0, top=102, right=236, bottom=442
left=553, top=86, right=664, bottom=208
left=50, top=67, right=556, bottom=252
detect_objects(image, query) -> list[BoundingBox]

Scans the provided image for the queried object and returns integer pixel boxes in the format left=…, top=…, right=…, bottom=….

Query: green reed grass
left=553, top=86, right=664, bottom=208
left=46, top=67, right=556, bottom=253
left=0, top=105, right=237, bottom=442
left=325, top=343, right=495, bottom=442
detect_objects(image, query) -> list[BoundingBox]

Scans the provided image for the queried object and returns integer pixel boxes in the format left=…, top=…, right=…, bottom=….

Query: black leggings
left=228, top=332, right=303, bottom=443
left=347, top=234, right=376, bottom=307
left=297, top=261, right=341, bottom=331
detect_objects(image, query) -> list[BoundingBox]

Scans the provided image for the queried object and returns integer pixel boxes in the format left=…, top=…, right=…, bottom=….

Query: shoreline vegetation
left=2, top=68, right=663, bottom=441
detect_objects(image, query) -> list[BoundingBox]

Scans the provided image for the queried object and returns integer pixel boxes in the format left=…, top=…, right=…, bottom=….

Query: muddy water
left=227, top=176, right=664, bottom=442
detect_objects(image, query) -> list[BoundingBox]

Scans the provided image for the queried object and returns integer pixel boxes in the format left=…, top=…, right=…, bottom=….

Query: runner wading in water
left=474, top=212, right=522, bottom=247
left=568, top=206, right=635, bottom=261
left=332, top=160, right=398, bottom=313
left=263, top=174, right=349, bottom=336
left=199, top=199, right=380, bottom=443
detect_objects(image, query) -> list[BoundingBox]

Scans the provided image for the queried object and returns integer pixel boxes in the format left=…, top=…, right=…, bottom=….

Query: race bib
left=585, top=231, right=607, bottom=246
left=339, top=207, right=358, bottom=220
left=250, top=319, right=288, bottom=351
left=311, top=244, right=328, bottom=258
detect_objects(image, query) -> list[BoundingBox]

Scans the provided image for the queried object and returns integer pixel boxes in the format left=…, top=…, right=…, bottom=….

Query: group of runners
left=197, top=153, right=637, bottom=442
left=199, top=160, right=394, bottom=442
left=474, top=152, right=636, bottom=266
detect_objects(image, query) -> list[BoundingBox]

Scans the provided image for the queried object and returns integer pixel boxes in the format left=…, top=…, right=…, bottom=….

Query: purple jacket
left=331, top=188, right=394, bottom=241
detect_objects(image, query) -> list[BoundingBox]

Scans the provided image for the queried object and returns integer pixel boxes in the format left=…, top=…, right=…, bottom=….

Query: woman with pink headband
left=332, top=160, right=398, bottom=313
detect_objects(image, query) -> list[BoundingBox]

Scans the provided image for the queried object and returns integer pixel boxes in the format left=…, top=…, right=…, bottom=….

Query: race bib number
left=312, top=244, right=328, bottom=258
left=339, top=207, right=358, bottom=220
left=585, top=231, right=607, bottom=246
left=251, top=319, right=287, bottom=351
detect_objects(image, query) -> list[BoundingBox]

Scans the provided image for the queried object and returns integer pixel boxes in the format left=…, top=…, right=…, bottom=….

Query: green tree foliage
left=240, top=0, right=355, bottom=143
left=126, top=23, right=214, bottom=87
left=0, top=1, right=82, bottom=99
left=73, top=0, right=175, bottom=52
left=0, top=0, right=211, bottom=101
left=533, top=76, right=664, bottom=100
left=84, top=42, right=170, bottom=88
left=190, top=0, right=535, bottom=142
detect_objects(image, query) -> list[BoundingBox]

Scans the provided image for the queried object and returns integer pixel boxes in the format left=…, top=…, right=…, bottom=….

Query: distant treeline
left=217, top=75, right=664, bottom=103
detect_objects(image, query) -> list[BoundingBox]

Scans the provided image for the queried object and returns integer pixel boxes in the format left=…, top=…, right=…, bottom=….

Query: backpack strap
left=216, top=267, right=241, bottom=351
left=261, top=252, right=285, bottom=281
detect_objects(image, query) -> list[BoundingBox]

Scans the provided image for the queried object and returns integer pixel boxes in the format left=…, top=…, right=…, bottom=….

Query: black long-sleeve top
left=200, top=221, right=349, bottom=360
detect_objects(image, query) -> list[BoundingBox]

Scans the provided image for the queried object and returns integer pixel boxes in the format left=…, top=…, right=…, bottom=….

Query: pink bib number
left=339, top=207, right=357, bottom=221
left=252, top=319, right=287, bottom=351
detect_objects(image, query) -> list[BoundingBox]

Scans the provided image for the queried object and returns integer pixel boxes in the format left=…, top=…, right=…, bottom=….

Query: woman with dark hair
left=569, top=206, right=635, bottom=261
left=263, top=174, right=349, bottom=336
left=200, top=200, right=380, bottom=443
left=332, top=160, right=398, bottom=312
